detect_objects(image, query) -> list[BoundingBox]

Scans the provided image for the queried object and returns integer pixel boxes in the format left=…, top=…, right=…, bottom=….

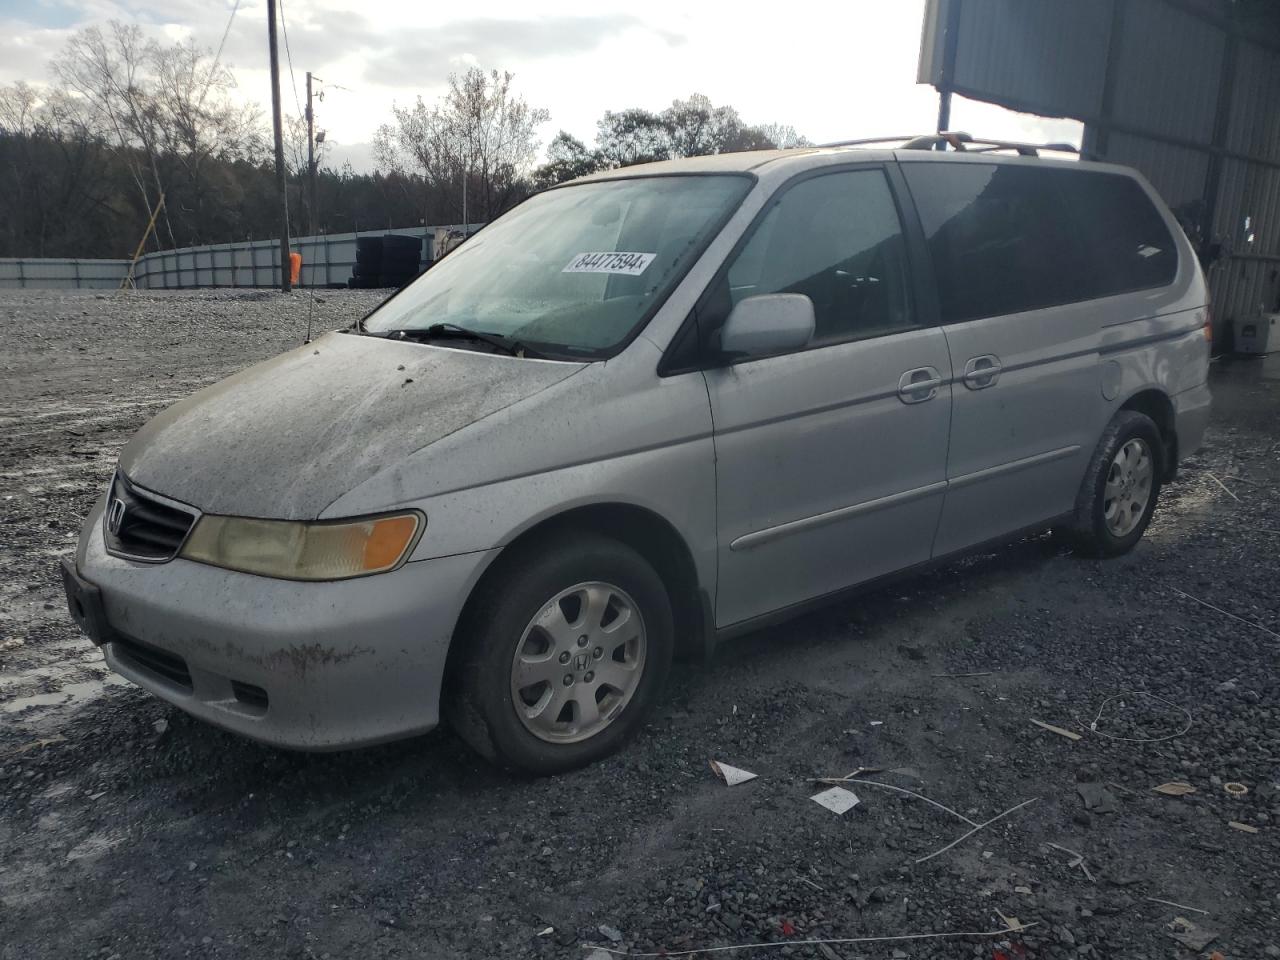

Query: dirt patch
left=2, top=291, right=1279, bottom=959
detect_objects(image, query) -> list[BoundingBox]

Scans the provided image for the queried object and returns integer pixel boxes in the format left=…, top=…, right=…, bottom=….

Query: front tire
left=1064, top=410, right=1164, bottom=557
left=445, top=533, right=673, bottom=775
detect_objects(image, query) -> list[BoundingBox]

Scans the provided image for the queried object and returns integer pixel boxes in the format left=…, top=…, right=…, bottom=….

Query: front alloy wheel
left=510, top=581, right=647, bottom=744
left=446, top=532, right=673, bottom=774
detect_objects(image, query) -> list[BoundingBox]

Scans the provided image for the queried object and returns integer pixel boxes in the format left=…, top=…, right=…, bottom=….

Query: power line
left=277, top=0, right=304, bottom=119
left=198, top=0, right=243, bottom=111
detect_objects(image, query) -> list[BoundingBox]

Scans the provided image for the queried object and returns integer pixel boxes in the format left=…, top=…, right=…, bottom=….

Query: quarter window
left=712, top=169, right=914, bottom=348
left=1057, top=171, right=1178, bottom=296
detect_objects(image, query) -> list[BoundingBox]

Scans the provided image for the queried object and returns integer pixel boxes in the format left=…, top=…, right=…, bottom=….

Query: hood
left=118, top=331, right=585, bottom=519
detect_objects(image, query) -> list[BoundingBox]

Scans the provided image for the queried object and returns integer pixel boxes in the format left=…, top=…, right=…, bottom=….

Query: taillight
left=1204, top=303, right=1213, bottom=343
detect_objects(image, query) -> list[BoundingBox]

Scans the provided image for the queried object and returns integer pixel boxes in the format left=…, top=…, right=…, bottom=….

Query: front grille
left=114, top=635, right=193, bottom=690
left=103, top=473, right=198, bottom=562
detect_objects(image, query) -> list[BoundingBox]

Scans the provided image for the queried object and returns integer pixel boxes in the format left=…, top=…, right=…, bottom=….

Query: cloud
left=0, top=18, right=90, bottom=84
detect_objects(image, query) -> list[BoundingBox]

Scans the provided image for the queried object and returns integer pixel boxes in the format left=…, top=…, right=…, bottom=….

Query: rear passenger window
left=1058, top=172, right=1178, bottom=296
left=902, top=163, right=1092, bottom=324
left=722, top=169, right=913, bottom=345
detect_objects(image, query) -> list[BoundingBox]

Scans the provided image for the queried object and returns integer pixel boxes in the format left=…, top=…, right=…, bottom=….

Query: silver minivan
left=62, top=139, right=1212, bottom=773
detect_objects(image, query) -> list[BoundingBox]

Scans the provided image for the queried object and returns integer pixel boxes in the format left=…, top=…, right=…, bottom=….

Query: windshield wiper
left=370, top=323, right=542, bottom=359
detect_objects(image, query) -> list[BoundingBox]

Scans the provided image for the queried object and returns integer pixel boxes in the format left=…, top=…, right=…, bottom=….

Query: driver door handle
left=898, top=366, right=942, bottom=404
left=962, top=355, right=1002, bottom=390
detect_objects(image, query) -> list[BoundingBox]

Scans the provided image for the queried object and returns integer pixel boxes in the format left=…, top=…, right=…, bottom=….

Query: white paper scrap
left=709, top=760, right=758, bottom=786
left=562, top=251, right=656, bottom=276
left=810, top=786, right=861, bottom=815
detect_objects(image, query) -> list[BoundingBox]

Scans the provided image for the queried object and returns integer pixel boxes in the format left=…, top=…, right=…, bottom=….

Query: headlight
left=179, top=512, right=423, bottom=580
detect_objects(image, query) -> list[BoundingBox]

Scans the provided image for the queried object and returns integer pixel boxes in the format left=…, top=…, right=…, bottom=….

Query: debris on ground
left=1172, top=587, right=1280, bottom=641
left=1076, top=782, right=1118, bottom=813
left=1165, top=916, right=1219, bottom=951
left=1029, top=719, right=1081, bottom=741
left=931, top=671, right=994, bottom=678
left=1223, top=782, right=1248, bottom=798
left=584, top=922, right=1039, bottom=958
left=1146, top=897, right=1209, bottom=915
left=809, top=786, right=861, bottom=815
left=1086, top=690, right=1193, bottom=742
left=1046, top=842, right=1096, bottom=883
left=708, top=760, right=757, bottom=786
left=1227, top=821, right=1259, bottom=834
left=597, top=923, right=624, bottom=943
left=1152, top=782, right=1197, bottom=796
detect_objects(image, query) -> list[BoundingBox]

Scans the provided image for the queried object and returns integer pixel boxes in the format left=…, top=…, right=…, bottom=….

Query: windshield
left=362, top=174, right=751, bottom=358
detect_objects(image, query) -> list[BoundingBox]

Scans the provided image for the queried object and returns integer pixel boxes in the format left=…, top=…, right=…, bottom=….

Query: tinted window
left=1058, top=171, right=1178, bottom=296
left=903, top=163, right=1092, bottom=324
left=715, top=169, right=913, bottom=346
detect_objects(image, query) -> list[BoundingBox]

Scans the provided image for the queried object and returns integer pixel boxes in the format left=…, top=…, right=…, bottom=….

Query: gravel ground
left=1, top=289, right=1279, bottom=960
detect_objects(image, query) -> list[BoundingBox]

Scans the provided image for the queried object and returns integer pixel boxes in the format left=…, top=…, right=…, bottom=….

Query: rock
left=1076, top=783, right=1118, bottom=814
left=598, top=924, right=623, bottom=943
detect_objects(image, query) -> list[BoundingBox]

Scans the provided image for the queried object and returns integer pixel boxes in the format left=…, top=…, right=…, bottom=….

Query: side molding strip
left=730, top=481, right=948, bottom=552
left=728, top=444, right=1081, bottom=553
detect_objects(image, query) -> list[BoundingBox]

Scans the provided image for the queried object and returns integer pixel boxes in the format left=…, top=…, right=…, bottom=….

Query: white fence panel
left=0, top=223, right=473, bottom=291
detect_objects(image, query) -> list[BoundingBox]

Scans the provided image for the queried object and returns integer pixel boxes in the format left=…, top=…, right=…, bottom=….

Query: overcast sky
left=0, top=0, right=1081, bottom=172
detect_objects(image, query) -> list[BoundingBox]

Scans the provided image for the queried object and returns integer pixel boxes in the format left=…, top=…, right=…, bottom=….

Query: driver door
left=700, top=167, right=953, bottom=628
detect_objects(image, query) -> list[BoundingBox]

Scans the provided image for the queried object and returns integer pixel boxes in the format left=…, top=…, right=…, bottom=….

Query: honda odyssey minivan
left=63, top=136, right=1211, bottom=773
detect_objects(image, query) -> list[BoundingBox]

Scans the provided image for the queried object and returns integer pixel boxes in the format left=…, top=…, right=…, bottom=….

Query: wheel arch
left=1119, top=388, right=1177, bottom=480
left=446, top=502, right=712, bottom=679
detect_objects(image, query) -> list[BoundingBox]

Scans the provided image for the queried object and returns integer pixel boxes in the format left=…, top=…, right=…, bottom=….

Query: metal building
left=919, top=0, right=1280, bottom=340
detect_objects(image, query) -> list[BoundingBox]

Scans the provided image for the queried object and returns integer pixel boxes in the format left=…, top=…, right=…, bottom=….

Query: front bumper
left=71, top=498, right=496, bottom=750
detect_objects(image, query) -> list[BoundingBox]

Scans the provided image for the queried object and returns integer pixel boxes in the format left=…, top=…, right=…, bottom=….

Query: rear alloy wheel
left=1063, top=410, right=1164, bottom=557
left=1102, top=438, right=1154, bottom=538
left=446, top=533, right=673, bottom=774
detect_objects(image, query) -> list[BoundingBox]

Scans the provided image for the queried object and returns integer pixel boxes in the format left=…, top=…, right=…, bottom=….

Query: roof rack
left=818, top=135, right=925, bottom=148
left=819, top=131, right=1086, bottom=158
left=902, top=131, right=1082, bottom=157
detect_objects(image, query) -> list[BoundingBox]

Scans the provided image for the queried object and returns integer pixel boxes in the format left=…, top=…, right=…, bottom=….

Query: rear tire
left=1062, top=410, right=1164, bottom=557
left=445, top=533, right=673, bottom=775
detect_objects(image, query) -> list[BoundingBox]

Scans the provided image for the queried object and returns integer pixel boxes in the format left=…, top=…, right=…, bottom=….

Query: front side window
left=711, top=168, right=913, bottom=347
left=362, top=175, right=751, bottom=358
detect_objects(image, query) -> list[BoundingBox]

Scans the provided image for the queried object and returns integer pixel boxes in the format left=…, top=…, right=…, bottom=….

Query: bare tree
left=53, top=23, right=176, bottom=247
left=375, top=68, right=549, bottom=223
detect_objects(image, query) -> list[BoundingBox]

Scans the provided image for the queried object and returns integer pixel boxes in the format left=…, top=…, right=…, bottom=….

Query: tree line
left=0, top=21, right=807, bottom=260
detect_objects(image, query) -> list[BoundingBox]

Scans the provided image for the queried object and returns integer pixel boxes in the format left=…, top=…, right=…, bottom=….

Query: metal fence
left=0, top=224, right=473, bottom=291
left=0, top=258, right=131, bottom=290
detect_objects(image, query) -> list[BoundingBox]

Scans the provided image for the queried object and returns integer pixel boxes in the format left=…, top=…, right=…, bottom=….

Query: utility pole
left=267, top=0, right=292, bottom=292
left=306, top=71, right=317, bottom=237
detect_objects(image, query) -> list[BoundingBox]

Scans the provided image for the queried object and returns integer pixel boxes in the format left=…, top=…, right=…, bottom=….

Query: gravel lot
left=2, top=289, right=1279, bottom=960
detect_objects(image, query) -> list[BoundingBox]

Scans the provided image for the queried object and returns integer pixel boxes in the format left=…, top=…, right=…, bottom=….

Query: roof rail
left=818, top=135, right=925, bottom=148
left=902, top=131, right=1084, bottom=158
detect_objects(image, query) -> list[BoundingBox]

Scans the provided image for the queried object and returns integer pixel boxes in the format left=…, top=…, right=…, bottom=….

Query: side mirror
left=719, top=294, right=815, bottom=359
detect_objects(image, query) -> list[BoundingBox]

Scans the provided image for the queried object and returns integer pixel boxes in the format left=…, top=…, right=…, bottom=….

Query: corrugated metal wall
left=919, top=0, right=1280, bottom=331
left=0, top=225, right=470, bottom=291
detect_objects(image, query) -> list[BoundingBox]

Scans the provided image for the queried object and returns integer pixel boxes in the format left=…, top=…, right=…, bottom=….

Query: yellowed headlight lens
left=180, top=512, right=422, bottom=580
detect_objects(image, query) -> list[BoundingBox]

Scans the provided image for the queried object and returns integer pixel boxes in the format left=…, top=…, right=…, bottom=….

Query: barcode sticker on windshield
left=563, top=252, right=656, bottom=276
